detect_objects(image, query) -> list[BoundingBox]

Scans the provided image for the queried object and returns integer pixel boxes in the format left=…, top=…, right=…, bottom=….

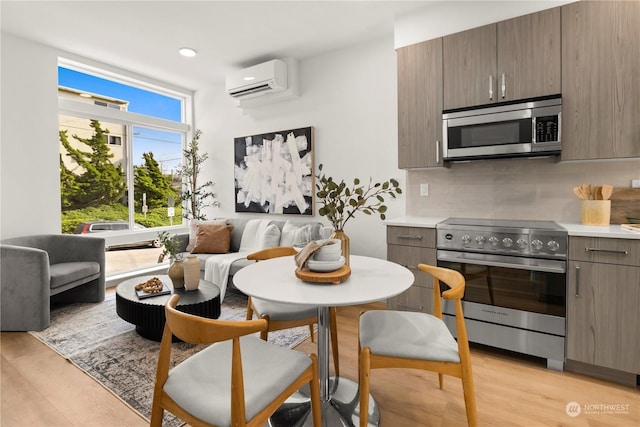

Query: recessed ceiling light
left=79, top=93, right=92, bottom=98
left=179, top=47, right=197, bottom=57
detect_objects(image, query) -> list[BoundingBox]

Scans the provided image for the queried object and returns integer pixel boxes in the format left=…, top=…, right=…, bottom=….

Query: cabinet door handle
left=489, top=75, right=494, bottom=100
left=436, top=140, right=440, bottom=164
left=575, top=265, right=580, bottom=297
left=501, top=73, right=506, bottom=99
left=585, top=247, right=628, bottom=255
left=397, top=235, right=423, bottom=240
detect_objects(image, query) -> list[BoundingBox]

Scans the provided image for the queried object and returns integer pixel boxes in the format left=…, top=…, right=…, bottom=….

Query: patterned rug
left=31, top=290, right=311, bottom=427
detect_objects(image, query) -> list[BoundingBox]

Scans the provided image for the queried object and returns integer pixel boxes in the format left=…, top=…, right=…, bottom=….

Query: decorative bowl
left=313, top=252, right=342, bottom=262
left=315, top=239, right=342, bottom=255
left=307, top=256, right=345, bottom=272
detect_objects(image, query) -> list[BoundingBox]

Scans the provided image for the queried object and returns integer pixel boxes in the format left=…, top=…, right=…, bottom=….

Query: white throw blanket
left=204, top=219, right=273, bottom=302
left=203, top=252, right=251, bottom=302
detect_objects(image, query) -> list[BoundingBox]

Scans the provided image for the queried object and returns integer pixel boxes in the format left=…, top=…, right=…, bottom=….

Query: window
left=58, top=60, right=192, bottom=276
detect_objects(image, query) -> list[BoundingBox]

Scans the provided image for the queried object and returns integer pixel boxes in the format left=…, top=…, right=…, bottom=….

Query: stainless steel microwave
left=442, top=95, right=561, bottom=161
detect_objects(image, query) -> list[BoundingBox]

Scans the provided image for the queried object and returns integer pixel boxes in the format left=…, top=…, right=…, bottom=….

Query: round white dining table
left=233, top=254, right=414, bottom=427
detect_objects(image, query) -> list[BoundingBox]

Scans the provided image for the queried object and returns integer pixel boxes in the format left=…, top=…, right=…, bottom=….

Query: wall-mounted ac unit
left=226, top=59, right=288, bottom=100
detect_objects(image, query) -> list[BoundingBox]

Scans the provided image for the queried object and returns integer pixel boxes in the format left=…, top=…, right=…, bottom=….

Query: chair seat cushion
left=251, top=298, right=317, bottom=321
left=163, top=335, right=312, bottom=427
left=49, top=261, right=101, bottom=289
left=360, top=310, right=460, bottom=363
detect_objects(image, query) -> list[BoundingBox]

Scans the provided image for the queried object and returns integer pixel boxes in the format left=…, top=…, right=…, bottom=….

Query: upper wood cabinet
left=561, top=1, right=640, bottom=160
left=397, top=38, right=443, bottom=169
left=443, top=7, right=561, bottom=110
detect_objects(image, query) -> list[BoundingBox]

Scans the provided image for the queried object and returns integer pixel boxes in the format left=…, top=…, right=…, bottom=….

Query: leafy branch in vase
left=315, top=163, right=402, bottom=231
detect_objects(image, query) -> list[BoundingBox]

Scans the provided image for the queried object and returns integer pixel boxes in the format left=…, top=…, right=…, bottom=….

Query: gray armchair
left=0, top=234, right=105, bottom=331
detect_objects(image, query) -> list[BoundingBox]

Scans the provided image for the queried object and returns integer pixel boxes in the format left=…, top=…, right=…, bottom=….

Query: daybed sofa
left=175, top=218, right=331, bottom=301
left=0, top=234, right=105, bottom=331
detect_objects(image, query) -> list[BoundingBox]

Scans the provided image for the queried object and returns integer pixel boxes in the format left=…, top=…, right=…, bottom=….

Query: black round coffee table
left=115, top=275, right=220, bottom=341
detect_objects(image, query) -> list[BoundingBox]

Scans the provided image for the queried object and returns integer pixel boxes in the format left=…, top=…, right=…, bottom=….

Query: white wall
left=1, top=33, right=61, bottom=238
left=194, top=35, right=405, bottom=259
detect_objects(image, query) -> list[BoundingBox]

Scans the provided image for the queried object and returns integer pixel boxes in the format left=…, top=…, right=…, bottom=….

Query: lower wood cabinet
left=386, top=226, right=436, bottom=314
left=566, top=237, right=640, bottom=375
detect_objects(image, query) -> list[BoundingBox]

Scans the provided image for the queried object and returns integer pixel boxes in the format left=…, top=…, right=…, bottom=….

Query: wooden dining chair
left=358, top=263, right=478, bottom=427
left=245, top=246, right=340, bottom=376
left=150, top=294, right=321, bottom=427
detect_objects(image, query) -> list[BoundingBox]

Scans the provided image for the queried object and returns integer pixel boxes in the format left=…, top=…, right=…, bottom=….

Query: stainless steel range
left=436, top=218, right=568, bottom=370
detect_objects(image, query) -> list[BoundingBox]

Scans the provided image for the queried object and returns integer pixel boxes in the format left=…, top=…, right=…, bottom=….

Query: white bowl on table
left=313, top=252, right=342, bottom=262
left=315, top=238, right=341, bottom=253
left=307, top=256, right=346, bottom=272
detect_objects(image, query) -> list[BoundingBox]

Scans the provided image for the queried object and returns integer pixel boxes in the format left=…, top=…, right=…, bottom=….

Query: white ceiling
left=1, top=0, right=435, bottom=91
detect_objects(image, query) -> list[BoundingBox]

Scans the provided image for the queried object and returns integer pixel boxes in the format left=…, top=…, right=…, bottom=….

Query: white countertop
left=385, top=217, right=640, bottom=240
left=558, top=223, right=640, bottom=240
left=383, top=216, right=447, bottom=228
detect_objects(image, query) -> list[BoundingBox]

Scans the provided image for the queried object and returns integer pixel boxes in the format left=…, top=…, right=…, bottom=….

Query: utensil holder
left=581, top=200, right=611, bottom=226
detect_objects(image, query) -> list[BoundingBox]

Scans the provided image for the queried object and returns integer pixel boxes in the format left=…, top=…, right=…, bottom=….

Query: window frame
left=58, top=58, right=193, bottom=249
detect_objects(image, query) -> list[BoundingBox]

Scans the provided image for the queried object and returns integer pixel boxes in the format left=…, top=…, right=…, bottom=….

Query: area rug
left=30, top=290, right=311, bottom=427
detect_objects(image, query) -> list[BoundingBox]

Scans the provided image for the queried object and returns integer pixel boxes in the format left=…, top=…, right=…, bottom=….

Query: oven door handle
left=437, top=250, right=566, bottom=274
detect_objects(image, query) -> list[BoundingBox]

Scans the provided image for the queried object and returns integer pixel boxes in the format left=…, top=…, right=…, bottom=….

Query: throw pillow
left=260, top=223, right=281, bottom=249
left=191, top=224, right=234, bottom=254
left=187, top=219, right=226, bottom=251
left=280, top=221, right=323, bottom=247
left=239, top=219, right=272, bottom=252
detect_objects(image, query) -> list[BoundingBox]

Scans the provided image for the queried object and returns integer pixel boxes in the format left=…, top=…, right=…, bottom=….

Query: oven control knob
left=502, top=237, right=513, bottom=248
left=531, top=239, right=544, bottom=250
left=488, top=236, right=499, bottom=246
left=475, top=235, right=485, bottom=244
left=462, top=234, right=471, bottom=244
left=547, top=240, right=560, bottom=251
left=517, top=238, right=528, bottom=249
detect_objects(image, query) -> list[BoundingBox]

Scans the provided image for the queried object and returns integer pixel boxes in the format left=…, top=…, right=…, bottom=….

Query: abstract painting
left=234, top=126, right=313, bottom=215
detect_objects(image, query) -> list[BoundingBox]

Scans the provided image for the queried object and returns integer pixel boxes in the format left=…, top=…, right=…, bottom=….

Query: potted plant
left=176, top=129, right=221, bottom=221
left=315, top=164, right=402, bottom=264
left=157, top=231, right=185, bottom=288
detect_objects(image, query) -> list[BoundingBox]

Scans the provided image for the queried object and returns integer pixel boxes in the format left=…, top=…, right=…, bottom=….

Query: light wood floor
left=2, top=302, right=639, bottom=427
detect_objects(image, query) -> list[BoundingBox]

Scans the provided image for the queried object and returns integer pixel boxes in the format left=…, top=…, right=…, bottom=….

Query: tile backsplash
left=406, top=157, right=640, bottom=222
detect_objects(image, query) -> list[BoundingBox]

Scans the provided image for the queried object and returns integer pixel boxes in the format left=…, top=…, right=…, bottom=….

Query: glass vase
left=330, top=229, right=350, bottom=266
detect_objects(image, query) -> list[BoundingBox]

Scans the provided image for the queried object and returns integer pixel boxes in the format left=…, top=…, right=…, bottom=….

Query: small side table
left=115, top=275, right=220, bottom=341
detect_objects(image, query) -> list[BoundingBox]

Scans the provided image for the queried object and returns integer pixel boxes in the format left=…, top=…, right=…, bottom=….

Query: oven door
left=436, top=250, right=566, bottom=335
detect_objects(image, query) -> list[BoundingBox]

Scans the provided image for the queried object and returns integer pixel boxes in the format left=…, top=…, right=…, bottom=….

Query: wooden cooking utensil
left=573, top=186, right=586, bottom=200
left=601, top=184, right=613, bottom=200
left=579, top=184, right=592, bottom=200
left=594, top=186, right=603, bottom=200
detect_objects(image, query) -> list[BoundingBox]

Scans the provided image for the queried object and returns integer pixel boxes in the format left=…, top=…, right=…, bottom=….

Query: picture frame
left=234, top=126, right=314, bottom=215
